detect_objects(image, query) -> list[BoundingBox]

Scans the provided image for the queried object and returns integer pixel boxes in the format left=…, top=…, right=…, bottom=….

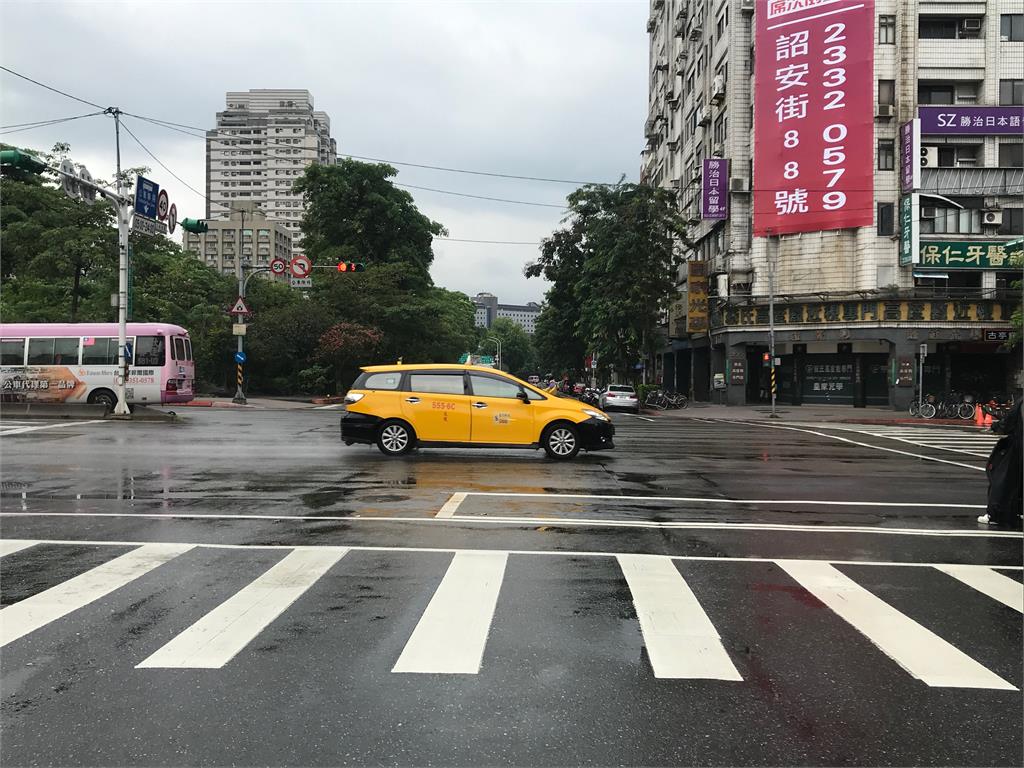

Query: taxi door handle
left=472, top=402, right=487, bottom=409
left=405, top=397, right=420, bottom=404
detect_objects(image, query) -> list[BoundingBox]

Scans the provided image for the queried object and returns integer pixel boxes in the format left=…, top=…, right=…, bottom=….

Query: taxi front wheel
left=542, top=422, right=580, bottom=460
left=376, top=420, right=415, bottom=457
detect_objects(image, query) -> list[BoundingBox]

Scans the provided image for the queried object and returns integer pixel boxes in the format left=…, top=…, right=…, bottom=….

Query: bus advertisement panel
left=0, top=323, right=195, bottom=408
left=753, top=0, right=875, bottom=236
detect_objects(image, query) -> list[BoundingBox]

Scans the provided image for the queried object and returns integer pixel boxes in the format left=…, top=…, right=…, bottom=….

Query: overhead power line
left=436, top=237, right=543, bottom=245
left=0, top=65, right=106, bottom=110
left=0, top=111, right=106, bottom=136
left=394, top=182, right=567, bottom=209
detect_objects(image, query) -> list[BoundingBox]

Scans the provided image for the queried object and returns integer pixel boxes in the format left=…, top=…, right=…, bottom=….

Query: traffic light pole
left=233, top=210, right=247, bottom=405
left=111, top=109, right=131, bottom=417
left=768, top=234, right=779, bottom=419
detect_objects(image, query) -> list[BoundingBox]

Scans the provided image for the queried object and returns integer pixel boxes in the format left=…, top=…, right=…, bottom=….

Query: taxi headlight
left=583, top=409, right=609, bottom=422
left=344, top=392, right=365, bottom=403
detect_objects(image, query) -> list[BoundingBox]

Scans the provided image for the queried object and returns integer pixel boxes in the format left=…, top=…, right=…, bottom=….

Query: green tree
left=527, top=181, right=685, bottom=379
left=294, top=159, right=446, bottom=280
left=485, top=317, right=535, bottom=375
left=317, top=321, right=384, bottom=391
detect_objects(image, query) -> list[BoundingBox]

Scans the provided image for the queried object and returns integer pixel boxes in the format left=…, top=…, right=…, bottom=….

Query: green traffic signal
left=180, top=218, right=209, bottom=234
left=0, top=149, right=48, bottom=174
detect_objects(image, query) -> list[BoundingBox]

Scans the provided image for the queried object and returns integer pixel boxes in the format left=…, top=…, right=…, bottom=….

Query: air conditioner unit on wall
left=921, top=206, right=938, bottom=218
left=983, top=210, right=1003, bottom=226
left=875, top=104, right=894, bottom=119
left=740, top=0, right=754, bottom=14
left=961, top=18, right=982, bottom=31
left=920, top=146, right=939, bottom=167
left=730, top=177, right=750, bottom=192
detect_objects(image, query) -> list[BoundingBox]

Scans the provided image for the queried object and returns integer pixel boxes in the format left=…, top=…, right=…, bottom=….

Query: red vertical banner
left=753, top=0, right=874, bottom=236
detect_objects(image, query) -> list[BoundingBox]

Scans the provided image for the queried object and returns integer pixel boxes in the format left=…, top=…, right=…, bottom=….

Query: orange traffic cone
left=984, top=410, right=993, bottom=427
left=975, top=404, right=985, bottom=426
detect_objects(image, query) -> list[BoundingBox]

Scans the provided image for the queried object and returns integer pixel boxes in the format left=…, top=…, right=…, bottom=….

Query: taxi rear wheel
left=542, top=422, right=580, bottom=460
left=376, top=420, right=415, bottom=456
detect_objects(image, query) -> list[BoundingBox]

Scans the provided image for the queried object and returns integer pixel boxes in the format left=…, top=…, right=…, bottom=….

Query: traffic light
left=336, top=262, right=365, bottom=272
left=180, top=218, right=209, bottom=234
left=762, top=352, right=771, bottom=367
left=0, top=149, right=48, bottom=174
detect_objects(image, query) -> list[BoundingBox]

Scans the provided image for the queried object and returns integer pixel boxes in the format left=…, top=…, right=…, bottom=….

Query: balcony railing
left=921, top=167, right=1024, bottom=196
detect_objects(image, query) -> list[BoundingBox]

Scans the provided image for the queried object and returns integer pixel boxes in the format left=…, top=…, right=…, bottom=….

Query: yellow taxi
left=341, top=364, right=614, bottom=459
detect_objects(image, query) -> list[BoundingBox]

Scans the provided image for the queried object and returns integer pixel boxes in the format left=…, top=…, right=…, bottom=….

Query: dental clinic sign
left=753, top=0, right=875, bottom=236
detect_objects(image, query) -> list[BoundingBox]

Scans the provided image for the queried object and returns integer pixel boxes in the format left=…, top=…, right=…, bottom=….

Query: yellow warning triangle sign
left=230, top=297, right=251, bottom=315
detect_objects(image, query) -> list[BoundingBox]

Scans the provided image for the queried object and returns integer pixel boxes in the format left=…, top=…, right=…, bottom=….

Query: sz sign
left=753, top=0, right=874, bottom=236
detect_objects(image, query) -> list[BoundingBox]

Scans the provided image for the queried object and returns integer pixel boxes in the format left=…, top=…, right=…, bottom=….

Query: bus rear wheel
left=88, top=389, right=117, bottom=410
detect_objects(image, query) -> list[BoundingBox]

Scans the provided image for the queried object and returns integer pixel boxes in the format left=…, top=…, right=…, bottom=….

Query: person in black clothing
left=978, top=399, right=1023, bottom=528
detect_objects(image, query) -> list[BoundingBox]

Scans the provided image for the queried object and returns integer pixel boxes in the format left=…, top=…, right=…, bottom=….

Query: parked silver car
left=599, top=384, right=639, bottom=414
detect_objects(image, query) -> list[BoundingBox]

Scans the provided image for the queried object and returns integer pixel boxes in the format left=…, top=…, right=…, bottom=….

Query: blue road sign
left=234, top=351, right=247, bottom=365
left=134, top=176, right=159, bottom=219
left=124, top=341, right=134, bottom=364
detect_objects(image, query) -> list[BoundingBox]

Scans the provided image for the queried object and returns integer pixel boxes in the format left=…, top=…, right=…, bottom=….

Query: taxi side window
left=363, top=372, right=401, bottom=390
left=408, top=373, right=465, bottom=395
left=469, top=374, right=521, bottom=399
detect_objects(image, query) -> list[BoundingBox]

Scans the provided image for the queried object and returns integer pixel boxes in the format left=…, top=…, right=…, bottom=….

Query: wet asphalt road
left=0, top=408, right=1021, bottom=767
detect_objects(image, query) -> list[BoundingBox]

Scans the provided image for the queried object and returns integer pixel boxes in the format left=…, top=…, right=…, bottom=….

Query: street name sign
left=289, top=277, right=312, bottom=289
left=131, top=216, right=168, bottom=236
left=134, top=176, right=159, bottom=218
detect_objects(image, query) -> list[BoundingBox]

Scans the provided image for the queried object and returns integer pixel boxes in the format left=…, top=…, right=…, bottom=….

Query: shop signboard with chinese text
left=918, top=241, right=1022, bottom=269
left=899, top=193, right=919, bottom=266
left=710, top=299, right=1015, bottom=327
left=753, top=0, right=875, bottom=236
left=687, top=261, right=709, bottom=334
left=701, top=158, right=729, bottom=220
left=918, top=106, right=1024, bottom=135
left=899, top=119, right=920, bottom=193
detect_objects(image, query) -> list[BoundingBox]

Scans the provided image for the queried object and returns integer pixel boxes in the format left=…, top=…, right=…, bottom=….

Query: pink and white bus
left=0, top=323, right=195, bottom=408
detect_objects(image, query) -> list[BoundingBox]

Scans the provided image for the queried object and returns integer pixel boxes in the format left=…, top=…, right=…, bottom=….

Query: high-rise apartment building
left=471, top=293, right=542, bottom=334
left=644, top=0, right=1022, bottom=407
left=206, top=89, right=337, bottom=257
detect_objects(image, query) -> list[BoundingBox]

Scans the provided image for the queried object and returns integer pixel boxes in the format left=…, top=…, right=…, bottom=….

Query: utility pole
left=109, top=107, right=131, bottom=418
left=767, top=233, right=779, bottom=419
left=233, top=209, right=247, bottom=404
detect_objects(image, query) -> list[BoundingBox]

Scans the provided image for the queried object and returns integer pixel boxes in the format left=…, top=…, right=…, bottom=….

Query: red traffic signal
left=336, top=262, right=365, bottom=272
left=762, top=353, right=771, bottom=362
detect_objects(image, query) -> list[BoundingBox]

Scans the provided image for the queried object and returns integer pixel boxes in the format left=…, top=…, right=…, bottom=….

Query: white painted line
left=776, top=560, right=1017, bottom=690
left=636, top=415, right=656, bottom=422
left=0, top=540, right=38, bottom=557
left=618, top=554, right=741, bottom=680
left=137, top=548, right=346, bottom=669
left=0, top=420, right=106, bottom=436
left=313, top=403, right=346, bottom=410
left=463, top=491, right=984, bottom=509
left=436, top=492, right=467, bottom=519
left=7, top=537, right=1024, bottom=570
left=935, top=565, right=1024, bottom=614
left=5, top=511, right=1018, bottom=538
left=392, top=551, right=507, bottom=674
left=728, top=421, right=986, bottom=471
left=0, top=544, right=192, bottom=647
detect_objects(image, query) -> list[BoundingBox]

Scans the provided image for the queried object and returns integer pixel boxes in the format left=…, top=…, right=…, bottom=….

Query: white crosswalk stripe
left=1, top=542, right=1020, bottom=690
left=798, top=423, right=1001, bottom=459
left=0, top=420, right=105, bottom=436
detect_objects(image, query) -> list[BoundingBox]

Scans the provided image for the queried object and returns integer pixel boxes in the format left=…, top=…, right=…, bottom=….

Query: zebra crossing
left=0, top=419, right=104, bottom=437
left=1, top=539, right=1020, bottom=690
left=800, top=423, right=1002, bottom=459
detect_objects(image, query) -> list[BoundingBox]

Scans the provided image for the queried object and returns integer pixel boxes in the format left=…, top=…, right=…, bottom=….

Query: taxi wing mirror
left=517, top=390, right=530, bottom=404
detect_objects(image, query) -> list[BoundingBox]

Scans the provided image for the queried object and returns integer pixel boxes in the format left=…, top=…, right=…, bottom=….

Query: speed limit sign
left=156, top=189, right=169, bottom=221
left=269, top=258, right=288, bottom=276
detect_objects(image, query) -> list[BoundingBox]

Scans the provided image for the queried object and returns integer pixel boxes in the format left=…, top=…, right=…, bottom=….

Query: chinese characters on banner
left=687, top=261, right=709, bottom=334
left=701, top=158, right=729, bottom=220
left=753, top=0, right=874, bottom=236
left=899, top=119, right=920, bottom=193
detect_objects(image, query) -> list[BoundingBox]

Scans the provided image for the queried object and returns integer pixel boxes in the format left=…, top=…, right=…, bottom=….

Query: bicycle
left=910, top=394, right=937, bottom=419
left=644, top=390, right=669, bottom=410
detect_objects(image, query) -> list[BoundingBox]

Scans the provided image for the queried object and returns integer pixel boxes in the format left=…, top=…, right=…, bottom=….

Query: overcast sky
left=1, top=0, right=648, bottom=304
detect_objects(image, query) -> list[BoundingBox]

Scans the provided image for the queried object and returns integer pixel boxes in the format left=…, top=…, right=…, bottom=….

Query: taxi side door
left=467, top=372, right=537, bottom=445
left=400, top=371, right=472, bottom=442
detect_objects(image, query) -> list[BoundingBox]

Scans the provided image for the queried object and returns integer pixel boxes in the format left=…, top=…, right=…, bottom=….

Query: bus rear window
left=135, top=336, right=166, bottom=367
left=172, top=337, right=186, bottom=361
left=1, top=339, right=25, bottom=365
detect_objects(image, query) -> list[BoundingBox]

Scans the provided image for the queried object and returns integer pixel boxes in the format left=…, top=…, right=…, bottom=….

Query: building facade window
left=999, top=79, right=1024, bottom=105
left=918, top=82, right=979, bottom=105
left=920, top=207, right=982, bottom=234
left=998, top=208, right=1024, bottom=235
left=919, top=16, right=983, bottom=39
left=999, top=142, right=1023, bottom=168
left=879, top=15, right=896, bottom=44
left=877, top=203, right=895, bottom=235
left=878, top=79, right=895, bottom=105
left=877, top=139, right=895, bottom=170
left=1001, top=14, right=1024, bottom=41
left=937, top=145, right=979, bottom=167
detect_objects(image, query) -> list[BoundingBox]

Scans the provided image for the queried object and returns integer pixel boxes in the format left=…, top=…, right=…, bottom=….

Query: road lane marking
left=935, top=565, right=1024, bottom=613
left=137, top=548, right=347, bottom=669
left=3, top=538, right=1022, bottom=569
left=6, top=511, right=1020, bottom=538
left=0, top=420, right=106, bottom=436
left=436, top=492, right=467, bottom=518
left=462, top=491, right=984, bottom=508
left=0, top=544, right=192, bottom=648
left=725, top=421, right=987, bottom=471
left=3, top=511, right=1018, bottom=538
left=776, top=560, right=1017, bottom=690
left=618, top=554, right=742, bottom=680
left=392, top=551, right=507, bottom=674
left=0, top=540, right=38, bottom=557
